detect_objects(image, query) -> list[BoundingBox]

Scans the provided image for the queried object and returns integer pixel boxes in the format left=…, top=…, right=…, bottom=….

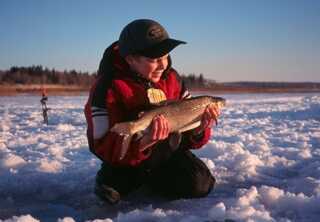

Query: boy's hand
left=139, top=114, right=170, bottom=151
left=149, top=114, right=170, bottom=141
left=193, top=104, right=221, bottom=135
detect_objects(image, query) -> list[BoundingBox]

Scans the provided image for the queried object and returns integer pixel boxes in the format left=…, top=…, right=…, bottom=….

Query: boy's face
left=126, top=54, right=169, bottom=83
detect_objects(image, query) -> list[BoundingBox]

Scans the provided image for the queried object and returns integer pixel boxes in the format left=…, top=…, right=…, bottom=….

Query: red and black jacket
left=84, top=42, right=211, bottom=166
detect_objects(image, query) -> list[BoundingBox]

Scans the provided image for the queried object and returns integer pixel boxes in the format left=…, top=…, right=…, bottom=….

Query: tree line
left=0, top=66, right=212, bottom=88
left=181, top=73, right=218, bottom=88
left=0, top=65, right=96, bottom=86
left=3, top=65, right=317, bottom=90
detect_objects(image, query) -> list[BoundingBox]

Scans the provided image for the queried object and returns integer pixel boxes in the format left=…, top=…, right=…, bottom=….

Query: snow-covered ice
left=0, top=93, right=319, bottom=222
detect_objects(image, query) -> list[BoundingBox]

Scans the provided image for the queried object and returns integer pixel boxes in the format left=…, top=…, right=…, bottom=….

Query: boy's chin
left=150, top=77, right=161, bottom=83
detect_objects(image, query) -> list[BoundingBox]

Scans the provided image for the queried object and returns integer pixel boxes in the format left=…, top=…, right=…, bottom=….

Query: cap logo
left=148, top=27, right=163, bottom=40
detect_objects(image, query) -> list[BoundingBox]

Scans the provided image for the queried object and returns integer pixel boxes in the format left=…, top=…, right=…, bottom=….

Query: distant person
left=84, top=19, right=221, bottom=204
left=40, top=88, right=49, bottom=124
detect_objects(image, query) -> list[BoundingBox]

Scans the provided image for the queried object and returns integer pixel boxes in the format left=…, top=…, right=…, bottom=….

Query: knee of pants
left=188, top=171, right=216, bottom=198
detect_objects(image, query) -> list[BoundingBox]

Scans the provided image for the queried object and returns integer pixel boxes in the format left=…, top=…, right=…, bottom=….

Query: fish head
left=209, top=96, right=226, bottom=108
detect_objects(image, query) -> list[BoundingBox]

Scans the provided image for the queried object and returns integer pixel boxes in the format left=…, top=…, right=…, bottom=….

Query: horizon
left=2, top=65, right=320, bottom=84
left=1, top=0, right=320, bottom=82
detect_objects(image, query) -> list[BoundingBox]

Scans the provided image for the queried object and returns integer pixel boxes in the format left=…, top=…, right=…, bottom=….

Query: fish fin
left=110, top=121, right=138, bottom=135
left=134, top=131, right=144, bottom=141
left=138, top=111, right=145, bottom=118
left=169, top=132, right=182, bottom=151
left=178, top=121, right=201, bottom=133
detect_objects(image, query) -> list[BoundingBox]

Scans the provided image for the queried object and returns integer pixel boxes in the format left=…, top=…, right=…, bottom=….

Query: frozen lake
left=0, top=93, right=319, bottom=222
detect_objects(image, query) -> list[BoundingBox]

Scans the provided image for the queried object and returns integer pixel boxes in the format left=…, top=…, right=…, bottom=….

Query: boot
left=94, top=182, right=121, bottom=205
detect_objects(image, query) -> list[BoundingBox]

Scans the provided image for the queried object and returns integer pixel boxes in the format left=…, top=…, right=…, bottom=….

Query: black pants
left=96, top=141, right=215, bottom=199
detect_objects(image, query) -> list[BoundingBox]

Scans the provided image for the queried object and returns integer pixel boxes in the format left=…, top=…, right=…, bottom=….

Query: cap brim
left=139, top=39, right=186, bottom=58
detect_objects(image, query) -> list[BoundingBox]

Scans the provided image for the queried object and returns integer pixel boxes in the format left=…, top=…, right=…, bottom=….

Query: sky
left=0, top=0, right=319, bottom=82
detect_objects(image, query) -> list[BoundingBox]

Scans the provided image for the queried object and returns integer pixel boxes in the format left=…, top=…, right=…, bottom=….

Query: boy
left=85, top=19, right=220, bottom=204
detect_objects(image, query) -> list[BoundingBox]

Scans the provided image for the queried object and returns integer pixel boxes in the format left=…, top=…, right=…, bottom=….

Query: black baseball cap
left=119, top=19, right=186, bottom=58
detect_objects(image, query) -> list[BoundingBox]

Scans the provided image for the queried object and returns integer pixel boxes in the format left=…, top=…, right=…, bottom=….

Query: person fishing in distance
left=40, top=87, right=49, bottom=125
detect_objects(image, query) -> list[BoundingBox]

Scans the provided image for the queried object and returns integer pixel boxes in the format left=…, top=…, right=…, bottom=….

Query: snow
left=0, top=93, right=320, bottom=222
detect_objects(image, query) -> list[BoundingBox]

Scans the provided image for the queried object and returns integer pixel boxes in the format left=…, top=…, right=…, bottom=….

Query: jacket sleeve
left=91, top=87, right=151, bottom=166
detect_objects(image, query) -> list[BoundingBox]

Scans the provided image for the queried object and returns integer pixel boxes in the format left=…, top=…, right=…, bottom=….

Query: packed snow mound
left=0, top=93, right=319, bottom=222
left=0, top=214, right=40, bottom=222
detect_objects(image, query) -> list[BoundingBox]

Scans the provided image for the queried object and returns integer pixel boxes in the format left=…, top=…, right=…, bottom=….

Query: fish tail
left=110, top=122, right=137, bottom=160
left=119, top=134, right=133, bottom=160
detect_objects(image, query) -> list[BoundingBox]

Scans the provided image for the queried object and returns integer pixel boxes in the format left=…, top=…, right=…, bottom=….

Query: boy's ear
left=124, top=55, right=135, bottom=65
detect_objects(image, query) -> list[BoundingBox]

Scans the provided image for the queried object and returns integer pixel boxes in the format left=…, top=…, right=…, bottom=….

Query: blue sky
left=0, top=0, right=319, bottom=82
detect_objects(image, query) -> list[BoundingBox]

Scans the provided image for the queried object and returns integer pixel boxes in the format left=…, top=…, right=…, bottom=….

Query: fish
left=110, top=96, right=226, bottom=160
